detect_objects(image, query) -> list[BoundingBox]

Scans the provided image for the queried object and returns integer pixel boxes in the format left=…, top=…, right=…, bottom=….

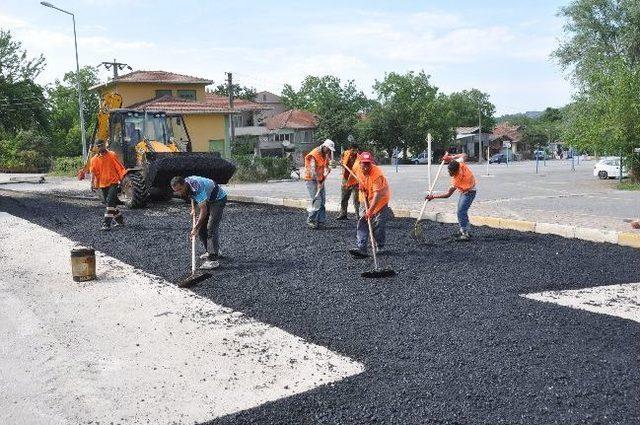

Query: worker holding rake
left=426, top=152, right=477, bottom=241
left=349, top=152, right=392, bottom=258
left=336, top=142, right=361, bottom=220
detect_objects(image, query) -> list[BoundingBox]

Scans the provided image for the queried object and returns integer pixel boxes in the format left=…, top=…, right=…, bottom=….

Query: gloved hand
left=425, top=194, right=435, bottom=201
left=363, top=209, right=373, bottom=220
left=442, top=154, right=454, bottom=163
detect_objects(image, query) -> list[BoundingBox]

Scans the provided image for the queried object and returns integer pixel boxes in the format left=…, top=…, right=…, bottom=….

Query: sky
left=2, top=0, right=575, bottom=115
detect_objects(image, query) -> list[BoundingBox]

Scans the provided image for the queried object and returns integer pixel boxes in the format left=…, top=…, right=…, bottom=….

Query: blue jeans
left=457, top=190, right=476, bottom=232
left=357, top=205, right=391, bottom=251
left=306, top=180, right=326, bottom=224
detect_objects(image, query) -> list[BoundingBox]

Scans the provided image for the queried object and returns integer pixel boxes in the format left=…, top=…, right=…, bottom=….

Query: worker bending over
left=85, top=140, right=126, bottom=231
left=350, top=151, right=392, bottom=257
left=426, top=152, right=476, bottom=240
left=171, top=175, right=227, bottom=270
left=304, top=139, right=335, bottom=229
left=336, top=142, right=360, bottom=220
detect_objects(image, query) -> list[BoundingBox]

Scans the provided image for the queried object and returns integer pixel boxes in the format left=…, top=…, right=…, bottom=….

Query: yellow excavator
left=80, top=92, right=235, bottom=208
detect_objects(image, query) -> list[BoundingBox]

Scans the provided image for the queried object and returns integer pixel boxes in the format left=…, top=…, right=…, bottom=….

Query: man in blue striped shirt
left=171, top=175, right=227, bottom=269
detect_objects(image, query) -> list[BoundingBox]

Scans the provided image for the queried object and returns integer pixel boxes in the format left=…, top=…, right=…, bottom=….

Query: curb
left=227, top=194, right=638, bottom=249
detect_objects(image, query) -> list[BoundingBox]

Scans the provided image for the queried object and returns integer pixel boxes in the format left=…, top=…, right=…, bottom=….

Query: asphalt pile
left=1, top=190, right=639, bottom=424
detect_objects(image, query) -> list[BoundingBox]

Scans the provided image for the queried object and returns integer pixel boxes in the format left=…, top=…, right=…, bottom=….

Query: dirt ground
left=1, top=189, right=639, bottom=424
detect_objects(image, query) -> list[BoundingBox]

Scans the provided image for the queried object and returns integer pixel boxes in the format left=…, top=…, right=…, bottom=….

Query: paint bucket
left=70, top=247, right=96, bottom=282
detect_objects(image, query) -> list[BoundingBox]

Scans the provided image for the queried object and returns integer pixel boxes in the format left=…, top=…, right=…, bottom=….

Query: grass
left=616, top=181, right=640, bottom=191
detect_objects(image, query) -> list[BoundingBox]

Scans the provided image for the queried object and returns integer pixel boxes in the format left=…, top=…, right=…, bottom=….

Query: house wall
left=183, top=114, right=228, bottom=157
left=105, top=83, right=207, bottom=107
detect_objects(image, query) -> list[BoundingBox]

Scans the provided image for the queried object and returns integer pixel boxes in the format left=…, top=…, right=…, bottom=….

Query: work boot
left=307, top=221, right=319, bottom=229
left=458, top=231, right=471, bottom=241
left=349, top=247, right=369, bottom=258
left=199, top=252, right=211, bottom=260
left=335, top=213, right=348, bottom=220
left=101, top=223, right=111, bottom=231
left=113, top=215, right=124, bottom=227
left=376, top=246, right=385, bottom=255
left=200, top=260, right=220, bottom=270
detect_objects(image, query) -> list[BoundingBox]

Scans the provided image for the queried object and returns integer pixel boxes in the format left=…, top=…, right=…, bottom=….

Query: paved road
left=1, top=191, right=638, bottom=424
left=228, top=159, right=640, bottom=232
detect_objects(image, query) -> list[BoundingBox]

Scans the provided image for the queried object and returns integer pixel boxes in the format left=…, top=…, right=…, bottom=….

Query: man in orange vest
left=426, top=152, right=476, bottom=240
left=336, top=142, right=361, bottom=220
left=349, top=151, right=392, bottom=257
left=304, top=139, right=335, bottom=229
left=86, top=140, right=127, bottom=231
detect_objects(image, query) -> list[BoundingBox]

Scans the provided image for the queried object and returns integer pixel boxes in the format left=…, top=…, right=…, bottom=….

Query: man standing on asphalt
left=84, top=140, right=126, bottom=231
left=336, top=142, right=360, bottom=220
left=171, top=175, right=227, bottom=270
left=304, top=139, right=335, bottom=229
left=350, top=152, right=392, bottom=257
left=426, top=152, right=476, bottom=240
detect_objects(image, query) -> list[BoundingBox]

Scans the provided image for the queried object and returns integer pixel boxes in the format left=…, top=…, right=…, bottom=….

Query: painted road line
left=0, top=212, right=364, bottom=424
left=523, top=283, right=640, bottom=324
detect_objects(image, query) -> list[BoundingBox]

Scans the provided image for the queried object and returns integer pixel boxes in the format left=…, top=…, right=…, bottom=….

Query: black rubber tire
left=598, top=170, right=608, bottom=180
left=149, top=185, right=174, bottom=202
left=121, top=172, right=149, bottom=208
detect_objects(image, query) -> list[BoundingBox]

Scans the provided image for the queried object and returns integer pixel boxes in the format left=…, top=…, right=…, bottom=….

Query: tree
left=47, top=66, right=100, bottom=157
left=281, top=75, right=369, bottom=148
left=211, top=83, right=257, bottom=101
left=446, top=89, right=495, bottom=132
left=554, top=0, right=640, bottom=180
left=0, top=30, right=48, bottom=133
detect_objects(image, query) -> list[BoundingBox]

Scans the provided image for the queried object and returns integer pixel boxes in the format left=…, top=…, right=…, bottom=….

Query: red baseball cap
left=359, top=151, right=375, bottom=164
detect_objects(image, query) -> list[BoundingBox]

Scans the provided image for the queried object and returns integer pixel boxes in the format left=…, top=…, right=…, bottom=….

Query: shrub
left=230, top=155, right=291, bottom=182
left=50, top=156, right=84, bottom=176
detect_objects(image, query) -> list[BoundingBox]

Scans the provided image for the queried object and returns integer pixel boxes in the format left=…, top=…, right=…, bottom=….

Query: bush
left=0, top=130, right=52, bottom=173
left=50, top=156, right=84, bottom=176
left=230, top=155, right=291, bottom=182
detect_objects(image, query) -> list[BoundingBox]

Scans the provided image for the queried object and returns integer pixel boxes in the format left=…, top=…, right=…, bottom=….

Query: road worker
left=304, top=139, right=335, bottom=229
left=336, top=142, right=361, bottom=220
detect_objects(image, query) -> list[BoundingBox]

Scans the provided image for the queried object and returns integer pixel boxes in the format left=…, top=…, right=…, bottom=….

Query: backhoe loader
left=80, top=92, right=235, bottom=208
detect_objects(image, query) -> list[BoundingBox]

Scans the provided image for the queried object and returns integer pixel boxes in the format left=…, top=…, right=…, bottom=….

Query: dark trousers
left=340, top=183, right=360, bottom=217
left=356, top=205, right=391, bottom=251
left=198, top=197, right=226, bottom=255
left=101, top=185, right=122, bottom=226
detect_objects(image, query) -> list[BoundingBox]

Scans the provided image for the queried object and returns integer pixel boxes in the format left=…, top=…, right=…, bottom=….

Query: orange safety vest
left=341, top=149, right=359, bottom=187
left=451, top=162, right=476, bottom=192
left=304, top=147, right=329, bottom=182
left=356, top=164, right=391, bottom=215
left=89, top=151, right=126, bottom=188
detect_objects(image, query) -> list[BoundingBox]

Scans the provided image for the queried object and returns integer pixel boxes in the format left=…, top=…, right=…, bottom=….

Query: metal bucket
left=70, top=247, right=96, bottom=282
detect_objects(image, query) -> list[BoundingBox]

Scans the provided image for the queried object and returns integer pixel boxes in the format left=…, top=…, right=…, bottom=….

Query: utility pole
left=226, top=72, right=235, bottom=145
left=478, top=100, right=483, bottom=163
left=99, top=59, right=132, bottom=80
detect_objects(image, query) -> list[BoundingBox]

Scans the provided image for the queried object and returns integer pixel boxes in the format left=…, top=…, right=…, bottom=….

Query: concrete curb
left=227, top=194, right=638, bottom=249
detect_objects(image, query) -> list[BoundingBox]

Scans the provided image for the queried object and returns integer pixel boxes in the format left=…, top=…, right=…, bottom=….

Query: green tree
left=281, top=75, right=369, bottom=148
left=445, top=89, right=496, bottom=132
left=212, top=83, right=257, bottom=101
left=554, top=0, right=640, bottom=180
left=0, top=30, right=48, bottom=133
left=47, top=66, right=100, bottom=157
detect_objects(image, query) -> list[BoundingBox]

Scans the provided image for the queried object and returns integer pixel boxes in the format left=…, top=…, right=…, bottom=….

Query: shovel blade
left=176, top=271, right=211, bottom=288
left=361, top=268, right=396, bottom=279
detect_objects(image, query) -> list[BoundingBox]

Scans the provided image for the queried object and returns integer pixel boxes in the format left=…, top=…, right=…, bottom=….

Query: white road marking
left=0, top=212, right=363, bottom=424
left=523, top=283, right=640, bottom=324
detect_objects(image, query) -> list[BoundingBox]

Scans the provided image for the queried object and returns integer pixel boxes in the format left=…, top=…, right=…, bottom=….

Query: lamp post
left=41, top=1, right=87, bottom=161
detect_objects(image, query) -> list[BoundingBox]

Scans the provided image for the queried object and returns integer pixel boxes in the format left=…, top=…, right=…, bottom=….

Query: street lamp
left=41, top=1, right=87, bottom=161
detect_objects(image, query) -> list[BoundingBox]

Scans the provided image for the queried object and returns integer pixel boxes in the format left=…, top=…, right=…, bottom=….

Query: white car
left=593, top=157, right=628, bottom=179
left=411, top=152, right=429, bottom=164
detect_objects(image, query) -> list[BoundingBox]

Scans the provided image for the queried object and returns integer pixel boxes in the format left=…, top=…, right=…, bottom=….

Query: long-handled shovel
left=411, top=158, right=446, bottom=241
left=177, top=200, right=211, bottom=288
left=342, top=163, right=396, bottom=279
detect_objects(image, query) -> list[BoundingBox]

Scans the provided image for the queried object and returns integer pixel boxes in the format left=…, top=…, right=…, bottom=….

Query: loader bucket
left=146, top=152, right=236, bottom=187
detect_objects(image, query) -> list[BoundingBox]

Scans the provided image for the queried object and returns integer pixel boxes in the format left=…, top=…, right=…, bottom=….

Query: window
left=274, top=133, right=291, bottom=142
left=155, top=89, right=172, bottom=98
left=177, top=90, right=196, bottom=101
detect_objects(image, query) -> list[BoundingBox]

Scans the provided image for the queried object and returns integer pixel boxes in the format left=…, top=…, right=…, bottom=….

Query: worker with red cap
left=304, top=139, right=335, bottom=229
left=349, top=151, right=392, bottom=257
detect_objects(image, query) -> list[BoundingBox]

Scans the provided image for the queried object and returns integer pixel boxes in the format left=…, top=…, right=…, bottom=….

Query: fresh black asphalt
left=1, top=190, right=639, bottom=424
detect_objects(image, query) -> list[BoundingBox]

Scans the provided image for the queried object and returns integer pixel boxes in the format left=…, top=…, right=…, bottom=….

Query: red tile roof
left=266, top=109, right=318, bottom=130
left=127, top=96, right=234, bottom=114
left=90, top=70, right=213, bottom=90
left=492, top=122, right=523, bottom=142
left=204, top=93, right=270, bottom=111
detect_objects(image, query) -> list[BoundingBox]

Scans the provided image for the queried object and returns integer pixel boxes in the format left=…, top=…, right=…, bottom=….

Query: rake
left=411, top=158, right=446, bottom=241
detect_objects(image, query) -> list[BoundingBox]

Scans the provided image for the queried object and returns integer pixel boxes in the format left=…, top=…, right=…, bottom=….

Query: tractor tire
left=150, top=185, right=174, bottom=202
left=121, top=172, right=149, bottom=208
left=598, top=170, right=608, bottom=180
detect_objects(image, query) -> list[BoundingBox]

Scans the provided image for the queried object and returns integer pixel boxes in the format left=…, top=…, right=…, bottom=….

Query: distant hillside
left=497, top=110, right=542, bottom=123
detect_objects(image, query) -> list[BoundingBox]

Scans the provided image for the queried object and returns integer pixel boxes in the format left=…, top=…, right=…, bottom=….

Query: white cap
left=321, top=139, right=335, bottom=152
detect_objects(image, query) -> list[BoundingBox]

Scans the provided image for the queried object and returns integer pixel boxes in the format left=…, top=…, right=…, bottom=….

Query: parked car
left=593, top=157, right=628, bottom=179
left=411, top=152, right=429, bottom=164
left=489, top=152, right=518, bottom=164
